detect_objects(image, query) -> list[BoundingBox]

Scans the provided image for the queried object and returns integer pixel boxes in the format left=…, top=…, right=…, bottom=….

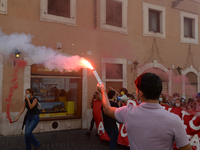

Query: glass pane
left=149, top=10, right=160, bottom=32
left=48, top=0, right=59, bottom=14
left=106, top=63, right=123, bottom=79
left=106, top=0, right=114, bottom=24
left=106, top=0, right=122, bottom=27
left=114, top=1, right=122, bottom=27
left=31, top=77, right=81, bottom=118
left=59, top=0, right=70, bottom=18
left=184, top=17, right=193, bottom=38
left=48, top=0, right=70, bottom=18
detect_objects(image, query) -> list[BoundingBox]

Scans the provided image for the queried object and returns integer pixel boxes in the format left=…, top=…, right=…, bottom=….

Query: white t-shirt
left=115, top=102, right=189, bottom=150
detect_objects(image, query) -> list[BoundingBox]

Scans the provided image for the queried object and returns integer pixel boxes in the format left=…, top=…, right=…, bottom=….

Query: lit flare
left=81, top=59, right=102, bottom=85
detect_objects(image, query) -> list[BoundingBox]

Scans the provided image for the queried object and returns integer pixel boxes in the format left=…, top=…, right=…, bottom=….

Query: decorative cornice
left=172, top=0, right=184, bottom=8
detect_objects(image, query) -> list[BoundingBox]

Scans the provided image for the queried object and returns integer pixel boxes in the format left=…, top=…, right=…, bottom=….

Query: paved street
left=0, top=129, right=130, bottom=150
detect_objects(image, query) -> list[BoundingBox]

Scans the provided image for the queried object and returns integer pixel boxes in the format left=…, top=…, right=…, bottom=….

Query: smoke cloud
left=0, top=28, right=86, bottom=71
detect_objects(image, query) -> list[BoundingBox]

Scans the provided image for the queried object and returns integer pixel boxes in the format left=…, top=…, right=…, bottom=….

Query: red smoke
left=6, top=59, right=27, bottom=123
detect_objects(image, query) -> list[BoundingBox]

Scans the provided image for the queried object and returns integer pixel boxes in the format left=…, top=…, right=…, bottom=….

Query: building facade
left=0, top=0, right=200, bottom=135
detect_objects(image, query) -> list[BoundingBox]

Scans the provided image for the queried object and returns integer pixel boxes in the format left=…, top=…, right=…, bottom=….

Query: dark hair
left=175, top=98, right=182, bottom=104
left=173, top=92, right=180, bottom=98
left=26, top=88, right=34, bottom=95
left=127, top=93, right=134, bottom=99
left=119, top=88, right=128, bottom=95
left=108, top=90, right=116, bottom=99
left=134, top=73, right=162, bottom=100
left=93, top=91, right=102, bottom=100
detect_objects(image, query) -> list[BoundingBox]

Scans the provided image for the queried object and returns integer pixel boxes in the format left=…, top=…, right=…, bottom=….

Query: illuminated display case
left=31, top=64, right=82, bottom=119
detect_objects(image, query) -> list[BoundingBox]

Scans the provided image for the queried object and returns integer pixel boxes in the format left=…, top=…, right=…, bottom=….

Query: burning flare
left=81, top=59, right=102, bottom=85
left=81, top=60, right=94, bottom=70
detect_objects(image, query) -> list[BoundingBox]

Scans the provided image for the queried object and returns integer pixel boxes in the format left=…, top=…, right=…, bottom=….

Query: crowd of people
left=85, top=73, right=200, bottom=150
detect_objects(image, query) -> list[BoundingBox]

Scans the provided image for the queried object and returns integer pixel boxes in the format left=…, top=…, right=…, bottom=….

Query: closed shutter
left=106, top=0, right=122, bottom=27
left=48, top=0, right=70, bottom=18
left=162, top=81, right=168, bottom=94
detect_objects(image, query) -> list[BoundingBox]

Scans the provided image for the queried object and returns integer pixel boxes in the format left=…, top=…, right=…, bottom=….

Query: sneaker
left=35, top=144, right=41, bottom=150
left=84, top=131, right=91, bottom=137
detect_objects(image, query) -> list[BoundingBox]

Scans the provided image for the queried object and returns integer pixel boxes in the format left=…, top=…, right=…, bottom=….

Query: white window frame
left=191, top=0, right=200, bottom=2
left=40, top=0, right=76, bottom=26
left=100, top=0, right=128, bottom=34
left=0, top=0, right=7, bottom=14
left=143, top=2, right=166, bottom=39
left=180, top=11, right=198, bottom=44
left=102, top=58, right=127, bottom=88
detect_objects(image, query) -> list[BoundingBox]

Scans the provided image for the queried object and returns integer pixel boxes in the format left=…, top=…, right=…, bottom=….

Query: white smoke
left=0, top=28, right=86, bottom=71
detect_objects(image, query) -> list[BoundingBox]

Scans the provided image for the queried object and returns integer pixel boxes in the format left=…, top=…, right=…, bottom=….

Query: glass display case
left=31, top=64, right=82, bottom=119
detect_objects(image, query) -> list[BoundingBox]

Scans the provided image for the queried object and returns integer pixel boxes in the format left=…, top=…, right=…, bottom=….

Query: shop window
left=149, top=9, right=160, bottom=33
left=143, top=2, right=166, bottom=39
left=40, top=0, right=76, bottom=26
left=106, top=0, right=122, bottom=27
left=100, top=0, right=128, bottom=34
left=31, top=64, right=82, bottom=119
left=180, top=11, right=198, bottom=44
left=0, top=0, right=7, bottom=14
left=184, top=17, right=194, bottom=38
left=185, top=72, right=197, bottom=99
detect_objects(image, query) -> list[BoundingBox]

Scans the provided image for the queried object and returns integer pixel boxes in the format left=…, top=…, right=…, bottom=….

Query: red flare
left=5, top=59, right=27, bottom=124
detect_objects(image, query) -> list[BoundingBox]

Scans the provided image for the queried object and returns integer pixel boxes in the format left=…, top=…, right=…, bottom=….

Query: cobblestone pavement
left=0, top=129, right=130, bottom=150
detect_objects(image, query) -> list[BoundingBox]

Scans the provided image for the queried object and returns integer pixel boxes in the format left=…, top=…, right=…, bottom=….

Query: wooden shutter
left=106, top=0, right=122, bottom=27
left=48, top=0, right=70, bottom=18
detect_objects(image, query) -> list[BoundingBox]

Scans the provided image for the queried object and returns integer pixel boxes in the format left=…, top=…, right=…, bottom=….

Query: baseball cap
left=196, top=93, right=200, bottom=98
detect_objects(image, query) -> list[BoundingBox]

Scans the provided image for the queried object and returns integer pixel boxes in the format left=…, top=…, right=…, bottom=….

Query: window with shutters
left=185, top=72, right=197, bottom=99
left=100, top=0, right=128, bottom=34
left=102, top=58, right=127, bottom=91
left=40, top=0, right=76, bottom=26
left=143, top=2, right=166, bottom=39
left=0, top=0, right=7, bottom=14
left=180, top=11, right=198, bottom=44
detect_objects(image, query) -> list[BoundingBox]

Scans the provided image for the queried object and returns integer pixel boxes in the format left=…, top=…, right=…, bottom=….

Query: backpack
left=36, top=98, right=42, bottom=114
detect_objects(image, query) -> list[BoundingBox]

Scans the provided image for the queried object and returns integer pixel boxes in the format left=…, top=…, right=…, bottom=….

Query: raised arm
left=97, top=83, right=117, bottom=119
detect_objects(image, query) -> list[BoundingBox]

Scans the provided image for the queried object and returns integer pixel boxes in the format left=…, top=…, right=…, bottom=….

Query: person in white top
left=97, top=73, right=192, bottom=150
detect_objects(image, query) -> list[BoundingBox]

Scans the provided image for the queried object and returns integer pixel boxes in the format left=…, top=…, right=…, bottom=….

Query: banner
left=93, top=100, right=200, bottom=150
